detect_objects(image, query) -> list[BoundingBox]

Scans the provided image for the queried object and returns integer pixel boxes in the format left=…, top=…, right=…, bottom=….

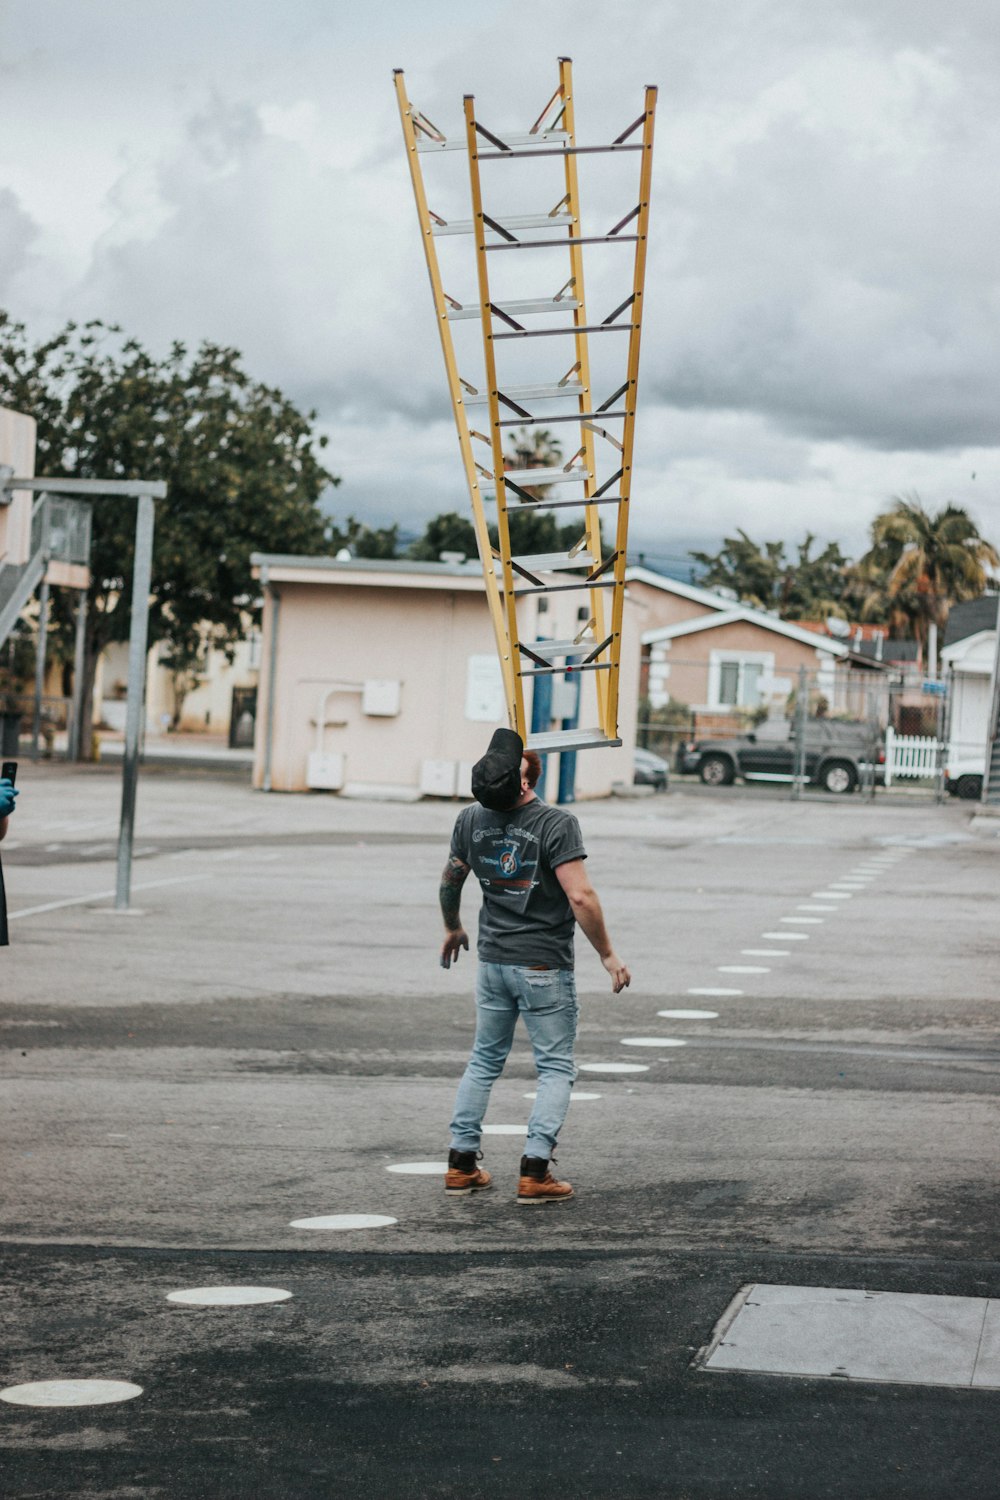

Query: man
left=439, top=727, right=630, bottom=1205
left=0, top=769, right=19, bottom=948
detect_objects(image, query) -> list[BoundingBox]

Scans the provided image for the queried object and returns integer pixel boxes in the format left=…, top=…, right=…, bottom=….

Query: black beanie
left=471, top=728, right=524, bottom=811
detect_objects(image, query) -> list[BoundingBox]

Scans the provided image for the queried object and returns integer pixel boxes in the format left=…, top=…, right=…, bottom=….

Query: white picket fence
left=884, top=727, right=941, bottom=786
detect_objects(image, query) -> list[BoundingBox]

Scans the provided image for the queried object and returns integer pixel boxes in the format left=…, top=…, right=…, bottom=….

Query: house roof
left=251, top=553, right=487, bottom=592
left=641, top=606, right=848, bottom=655
left=624, top=565, right=737, bottom=613
left=943, top=594, right=1000, bottom=647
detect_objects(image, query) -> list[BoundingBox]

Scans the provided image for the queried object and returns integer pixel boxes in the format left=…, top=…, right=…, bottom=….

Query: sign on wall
left=465, top=653, right=506, bottom=722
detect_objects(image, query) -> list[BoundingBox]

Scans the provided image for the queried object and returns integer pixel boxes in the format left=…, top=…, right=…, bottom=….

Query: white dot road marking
left=781, top=917, right=824, bottom=924
left=620, top=1037, right=688, bottom=1047
left=658, top=1009, right=719, bottom=1020
left=812, top=891, right=853, bottom=899
left=688, top=987, right=743, bottom=996
left=742, top=948, right=790, bottom=957
left=830, top=882, right=867, bottom=890
left=525, top=1090, right=603, bottom=1100
left=719, top=965, right=769, bottom=973
left=166, top=1287, right=292, bottom=1306
left=0, top=1380, right=143, bottom=1408
left=578, top=1062, right=650, bottom=1074
left=481, top=1124, right=527, bottom=1135
left=762, top=931, right=808, bottom=940
left=798, top=905, right=836, bottom=912
left=289, top=1213, right=398, bottom=1229
left=384, top=1163, right=448, bottom=1175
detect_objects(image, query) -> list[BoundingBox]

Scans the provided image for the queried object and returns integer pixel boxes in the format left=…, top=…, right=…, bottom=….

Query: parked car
left=633, top=747, right=670, bottom=791
left=680, top=718, right=884, bottom=794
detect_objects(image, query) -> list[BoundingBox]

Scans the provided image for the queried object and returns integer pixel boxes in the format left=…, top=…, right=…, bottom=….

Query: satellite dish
left=825, top=616, right=851, bottom=639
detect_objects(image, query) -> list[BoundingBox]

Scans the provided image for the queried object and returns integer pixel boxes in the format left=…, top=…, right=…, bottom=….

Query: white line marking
left=781, top=917, right=824, bottom=924
left=8, top=873, right=211, bottom=920
left=719, top=965, right=770, bottom=974
left=812, top=891, right=852, bottom=899
left=742, top=948, right=790, bottom=956
left=658, top=1009, right=719, bottom=1019
left=166, top=1286, right=292, bottom=1306
left=579, top=1061, right=650, bottom=1073
left=798, top=905, right=836, bottom=912
left=621, top=1036, right=688, bottom=1047
left=290, top=1214, right=397, bottom=1230
left=763, top=931, right=807, bottom=940
left=688, top=987, right=743, bottom=996
left=0, top=1380, right=143, bottom=1408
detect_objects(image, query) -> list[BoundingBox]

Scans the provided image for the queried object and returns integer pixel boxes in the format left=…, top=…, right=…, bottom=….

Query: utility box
left=363, top=679, right=401, bottom=717
left=306, top=750, right=345, bottom=790
left=420, top=758, right=456, bottom=797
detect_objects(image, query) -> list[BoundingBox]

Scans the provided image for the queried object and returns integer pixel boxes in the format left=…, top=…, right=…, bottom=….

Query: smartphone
left=1, top=762, right=16, bottom=785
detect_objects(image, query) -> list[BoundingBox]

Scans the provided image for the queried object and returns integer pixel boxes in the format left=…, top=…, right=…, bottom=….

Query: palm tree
left=503, top=426, right=563, bottom=502
left=861, top=494, right=999, bottom=653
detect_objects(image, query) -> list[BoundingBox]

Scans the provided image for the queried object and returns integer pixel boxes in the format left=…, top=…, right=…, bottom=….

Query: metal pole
left=115, top=494, right=155, bottom=910
left=68, top=588, right=88, bottom=762
left=791, top=665, right=807, bottom=799
left=31, top=578, right=51, bottom=757
left=262, top=580, right=280, bottom=793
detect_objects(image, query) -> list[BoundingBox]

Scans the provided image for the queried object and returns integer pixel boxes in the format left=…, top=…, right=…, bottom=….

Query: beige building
left=626, top=566, right=848, bottom=714
left=249, top=554, right=641, bottom=801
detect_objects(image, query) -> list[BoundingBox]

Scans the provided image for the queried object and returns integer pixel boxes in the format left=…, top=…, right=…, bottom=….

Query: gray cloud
left=1, top=0, right=998, bottom=552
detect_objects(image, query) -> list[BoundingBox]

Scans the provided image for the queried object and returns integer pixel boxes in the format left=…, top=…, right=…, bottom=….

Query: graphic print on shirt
left=470, top=820, right=541, bottom=914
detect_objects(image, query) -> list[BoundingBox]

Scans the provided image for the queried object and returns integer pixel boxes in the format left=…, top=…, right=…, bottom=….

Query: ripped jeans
left=449, top=962, right=578, bottom=1161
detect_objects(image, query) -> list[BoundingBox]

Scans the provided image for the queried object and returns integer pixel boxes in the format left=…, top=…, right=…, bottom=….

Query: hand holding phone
left=0, top=761, right=18, bottom=819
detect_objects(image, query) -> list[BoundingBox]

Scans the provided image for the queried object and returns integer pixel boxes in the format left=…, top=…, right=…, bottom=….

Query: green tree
left=860, top=494, right=999, bottom=649
left=407, top=511, right=478, bottom=562
left=0, top=315, right=338, bottom=752
left=326, top=515, right=399, bottom=559
left=690, top=530, right=850, bottom=620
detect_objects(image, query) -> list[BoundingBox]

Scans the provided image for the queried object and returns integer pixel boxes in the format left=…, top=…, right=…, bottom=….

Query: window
left=709, top=651, right=774, bottom=709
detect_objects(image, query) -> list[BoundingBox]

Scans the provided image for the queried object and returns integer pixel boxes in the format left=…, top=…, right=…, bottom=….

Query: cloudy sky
left=1, top=0, right=997, bottom=570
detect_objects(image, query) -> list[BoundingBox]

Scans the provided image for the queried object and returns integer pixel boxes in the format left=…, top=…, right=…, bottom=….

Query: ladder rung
left=498, top=410, right=628, bottom=426
left=432, top=211, right=575, bottom=236
left=447, top=297, right=581, bottom=321
left=500, top=466, right=591, bottom=486
left=487, top=235, right=639, bottom=252
left=417, top=131, right=571, bottom=154
left=520, top=638, right=598, bottom=657
left=464, top=381, right=584, bottom=406
left=514, top=579, right=619, bottom=597
left=496, top=551, right=596, bottom=574
left=477, top=143, right=644, bottom=161
left=494, top=324, right=634, bottom=340
left=520, top=662, right=611, bottom=678
left=490, top=495, right=626, bottom=511
left=527, top=728, right=622, bottom=754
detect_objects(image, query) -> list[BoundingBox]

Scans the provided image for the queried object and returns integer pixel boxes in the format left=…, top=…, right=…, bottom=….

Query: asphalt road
left=1, top=764, right=998, bottom=1499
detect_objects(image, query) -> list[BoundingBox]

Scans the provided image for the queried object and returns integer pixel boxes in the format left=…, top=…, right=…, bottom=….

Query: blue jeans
left=450, top=962, right=578, bottom=1161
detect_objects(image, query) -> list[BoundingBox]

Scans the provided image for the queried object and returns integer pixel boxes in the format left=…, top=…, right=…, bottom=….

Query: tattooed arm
left=439, top=854, right=471, bottom=969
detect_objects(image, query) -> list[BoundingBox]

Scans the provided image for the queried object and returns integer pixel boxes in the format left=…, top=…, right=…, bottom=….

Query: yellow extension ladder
left=394, top=59, right=656, bottom=754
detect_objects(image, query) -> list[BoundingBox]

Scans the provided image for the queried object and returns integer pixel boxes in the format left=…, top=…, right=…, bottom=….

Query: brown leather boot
left=445, top=1148, right=492, bottom=1195
left=517, top=1154, right=574, bottom=1205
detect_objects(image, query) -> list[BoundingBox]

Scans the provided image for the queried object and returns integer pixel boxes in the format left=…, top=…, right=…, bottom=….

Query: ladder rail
left=393, top=70, right=517, bottom=727
left=464, top=93, right=528, bottom=737
left=606, top=85, right=658, bottom=739
left=557, top=56, right=612, bottom=732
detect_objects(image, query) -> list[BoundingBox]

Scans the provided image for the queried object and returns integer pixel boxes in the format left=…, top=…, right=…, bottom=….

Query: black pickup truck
left=678, top=718, right=884, bottom=794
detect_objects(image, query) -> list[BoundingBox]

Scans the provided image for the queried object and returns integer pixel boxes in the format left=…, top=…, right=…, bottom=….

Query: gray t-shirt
left=450, top=798, right=587, bottom=969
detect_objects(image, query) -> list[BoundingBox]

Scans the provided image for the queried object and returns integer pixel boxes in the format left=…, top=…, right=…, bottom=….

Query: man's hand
left=602, top=951, right=631, bottom=993
left=0, top=779, right=18, bottom=820
left=440, top=929, right=469, bottom=969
